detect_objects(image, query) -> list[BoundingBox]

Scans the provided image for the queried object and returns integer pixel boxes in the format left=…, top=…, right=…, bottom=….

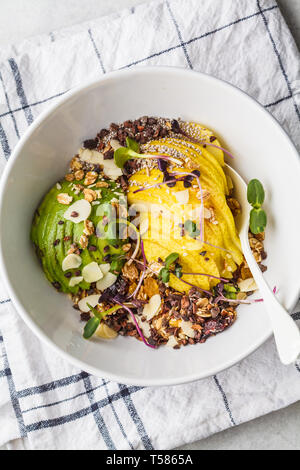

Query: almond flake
left=79, top=148, right=104, bottom=165
left=96, top=272, right=117, bottom=291
left=181, top=320, right=196, bottom=338
left=69, top=276, right=83, bottom=287
left=143, top=294, right=162, bottom=321
left=82, top=262, right=103, bottom=283
left=238, top=278, right=258, bottom=293
left=62, top=253, right=82, bottom=271
left=96, top=323, right=118, bottom=339
left=78, top=294, right=100, bottom=313
left=99, top=264, right=111, bottom=275
left=64, top=199, right=91, bottom=223
left=166, top=335, right=179, bottom=348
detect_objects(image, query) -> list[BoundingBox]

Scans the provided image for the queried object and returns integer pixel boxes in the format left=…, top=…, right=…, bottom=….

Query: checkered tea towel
left=0, top=0, right=300, bottom=450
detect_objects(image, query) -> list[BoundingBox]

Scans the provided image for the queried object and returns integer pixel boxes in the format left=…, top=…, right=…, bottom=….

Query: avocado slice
left=31, top=178, right=128, bottom=294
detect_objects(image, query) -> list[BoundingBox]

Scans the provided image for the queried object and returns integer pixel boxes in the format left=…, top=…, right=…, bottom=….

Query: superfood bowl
left=0, top=67, right=300, bottom=386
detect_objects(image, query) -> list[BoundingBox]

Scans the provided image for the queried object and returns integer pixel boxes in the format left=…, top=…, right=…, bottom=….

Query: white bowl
left=1, top=67, right=300, bottom=387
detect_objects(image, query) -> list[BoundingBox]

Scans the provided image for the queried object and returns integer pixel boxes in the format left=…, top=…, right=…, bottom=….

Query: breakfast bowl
left=0, top=66, right=300, bottom=387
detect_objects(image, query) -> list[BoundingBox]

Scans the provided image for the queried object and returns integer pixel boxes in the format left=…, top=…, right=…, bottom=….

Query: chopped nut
left=83, top=219, right=94, bottom=236
left=227, top=197, right=241, bottom=216
left=122, top=243, right=131, bottom=253
left=253, top=251, right=262, bottom=263
left=192, top=324, right=203, bottom=332
left=79, top=234, right=89, bottom=249
left=254, top=232, right=265, bottom=241
left=84, top=171, right=98, bottom=186
left=57, top=193, right=73, bottom=205
left=72, top=184, right=84, bottom=195
left=70, top=157, right=82, bottom=171
left=96, top=181, right=109, bottom=188
left=67, top=243, right=79, bottom=255
left=196, top=298, right=209, bottom=308
left=197, top=189, right=210, bottom=201
left=144, top=278, right=159, bottom=297
left=75, top=170, right=85, bottom=180
left=241, top=264, right=252, bottom=280
left=137, top=286, right=148, bottom=301
left=122, top=262, right=139, bottom=281
left=65, top=173, right=75, bottom=182
left=83, top=188, right=97, bottom=202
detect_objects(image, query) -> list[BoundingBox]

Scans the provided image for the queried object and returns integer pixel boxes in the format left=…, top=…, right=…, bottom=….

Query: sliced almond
left=96, top=322, right=118, bottom=339
left=110, top=139, right=122, bottom=151
left=62, top=253, right=82, bottom=271
left=143, top=294, right=162, bottom=321
left=82, top=262, right=103, bottom=283
left=174, top=189, right=189, bottom=204
left=99, top=264, right=111, bottom=275
left=103, top=160, right=123, bottom=180
left=181, top=320, right=196, bottom=338
left=78, top=294, right=100, bottom=313
left=96, top=272, right=117, bottom=291
left=69, top=276, right=83, bottom=287
left=238, top=278, right=258, bottom=293
left=64, top=199, right=91, bottom=223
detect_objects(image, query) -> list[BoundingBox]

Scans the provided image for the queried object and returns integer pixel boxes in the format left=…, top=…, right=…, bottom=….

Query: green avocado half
left=31, top=178, right=128, bottom=294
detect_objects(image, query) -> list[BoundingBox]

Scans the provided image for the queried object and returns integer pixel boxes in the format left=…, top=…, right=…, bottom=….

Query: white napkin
left=1, top=0, right=300, bottom=450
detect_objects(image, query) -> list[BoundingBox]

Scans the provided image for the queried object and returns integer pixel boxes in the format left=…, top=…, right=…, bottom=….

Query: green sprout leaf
left=126, top=137, right=140, bottom=153
left=224, top=292, right=237, bottom=300
left=83, top=317, right=100, bottom=339
left=114, top=147, right=139, bottom=169
left=184, top=220, right=200, bottom=238
left=165, top=253, right=180, bottom=270
left=224, top=284, right=239, bottom=293
left=83, top=303, right=121, bottom=339
left=175, top=264, right=183, bottom=279
left=250, top=208, right=267, bottom=235
left=247, top=179, right=265, bottom=209
left=159, top=267, right=170, bottom=283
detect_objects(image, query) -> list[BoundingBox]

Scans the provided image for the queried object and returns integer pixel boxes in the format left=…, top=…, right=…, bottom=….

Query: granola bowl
left=0, top=67, right=300, bottom=386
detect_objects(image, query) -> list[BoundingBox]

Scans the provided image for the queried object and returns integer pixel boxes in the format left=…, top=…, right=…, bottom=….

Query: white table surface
left=0, top=0, right=300, bottom=451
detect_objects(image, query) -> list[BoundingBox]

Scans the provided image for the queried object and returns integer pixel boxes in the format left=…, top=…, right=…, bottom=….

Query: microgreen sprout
left=247, top=179, right=267, bottom=234
left=83, top=304, right=121, bottom=339
left=158, top=252, right=180, bottom=283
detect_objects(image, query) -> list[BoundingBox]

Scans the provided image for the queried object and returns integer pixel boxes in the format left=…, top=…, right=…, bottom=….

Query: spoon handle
left=241, top=238, right=300, bottom=365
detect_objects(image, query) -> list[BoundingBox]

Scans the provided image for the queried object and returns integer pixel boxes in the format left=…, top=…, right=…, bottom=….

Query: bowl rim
left=1, top=65, right=300, bottom=387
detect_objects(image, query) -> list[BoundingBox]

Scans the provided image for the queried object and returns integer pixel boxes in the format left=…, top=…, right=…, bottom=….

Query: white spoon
left=226, top=164, right=300, bottom=365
